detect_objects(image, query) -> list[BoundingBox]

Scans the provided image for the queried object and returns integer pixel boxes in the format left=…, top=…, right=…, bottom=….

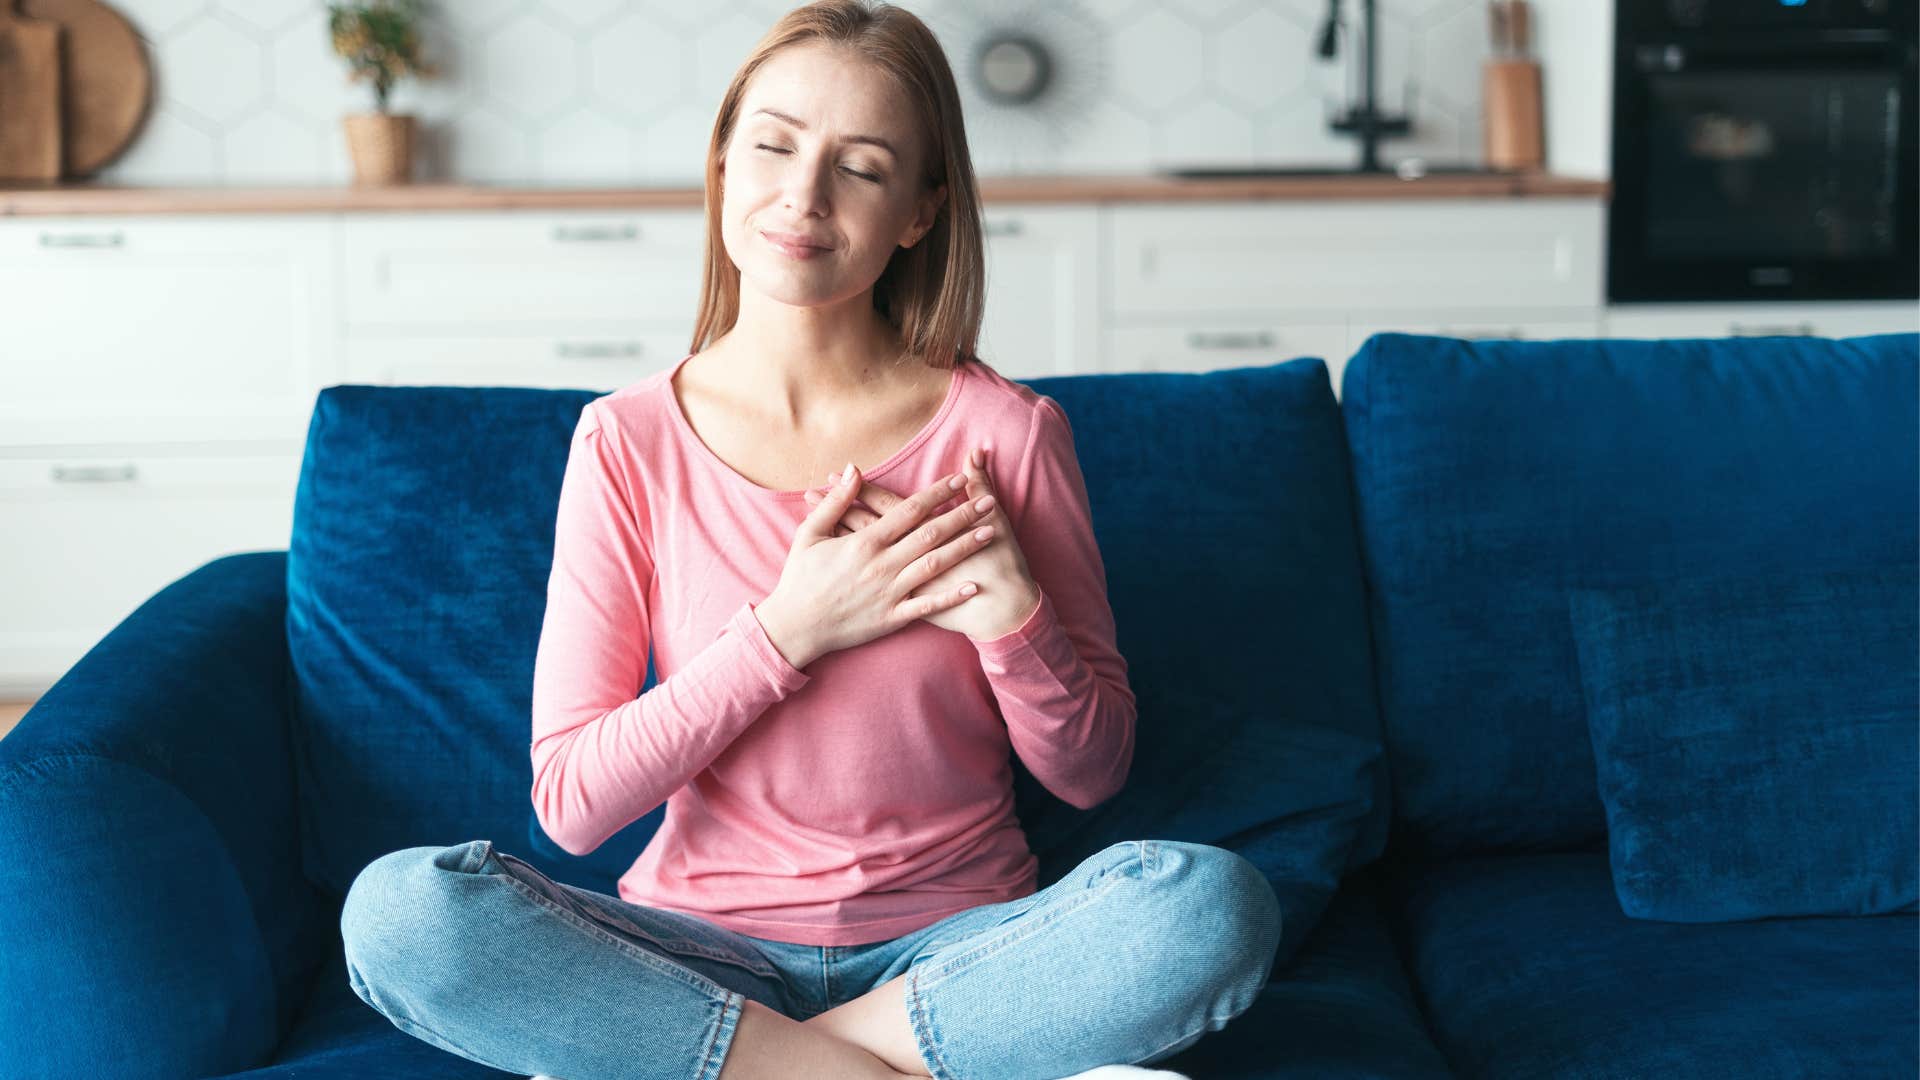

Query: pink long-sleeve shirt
left=529, top=350, right=1135, bottom=946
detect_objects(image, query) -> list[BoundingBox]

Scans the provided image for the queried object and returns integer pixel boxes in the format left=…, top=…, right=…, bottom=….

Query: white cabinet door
left=1108, top=198, right=1605, bottom=317
left=341, top=210, right=706, bottom=328
left=341, top=325, right=691, bottom=391
left=0, top=216, right=336, bottom=446
left=0, top=449, right=303, bottom=695
left=1603, top=301, right=1920, bottom=340
left=976, top=206, right=1100, bottom=380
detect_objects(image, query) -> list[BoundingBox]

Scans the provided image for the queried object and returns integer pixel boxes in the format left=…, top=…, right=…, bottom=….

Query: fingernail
left=842, top=462, right=856, bottom=487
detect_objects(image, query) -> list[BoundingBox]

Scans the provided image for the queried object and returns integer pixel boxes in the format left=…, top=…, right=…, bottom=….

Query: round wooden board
left=19, top=0, right=151, bottom=178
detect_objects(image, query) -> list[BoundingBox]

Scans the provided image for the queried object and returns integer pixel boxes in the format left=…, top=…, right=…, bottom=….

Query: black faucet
left=1318, top=0, right=1413, bottom=172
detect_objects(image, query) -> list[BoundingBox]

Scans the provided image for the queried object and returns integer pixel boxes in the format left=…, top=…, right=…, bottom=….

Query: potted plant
left=329, top=0, right=438, bottom=185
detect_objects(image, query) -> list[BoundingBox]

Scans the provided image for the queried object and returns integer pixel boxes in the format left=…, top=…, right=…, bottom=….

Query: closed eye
left=754, top=144, right=881, bottom=183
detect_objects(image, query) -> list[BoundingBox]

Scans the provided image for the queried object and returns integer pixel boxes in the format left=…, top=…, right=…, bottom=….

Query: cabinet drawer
left=0, top=449, right=302, bottom=694
left=0, top=215, right=335, bottom=446
left=1603, top=301, right=1920, bottom=340
left=1104, top=321, right=1350, bottom=382
left=1108, top=199, right=1604, bottom=316
left=341, top=210, right=706, bottom=327
left=341, top=326, right=691, bottom=390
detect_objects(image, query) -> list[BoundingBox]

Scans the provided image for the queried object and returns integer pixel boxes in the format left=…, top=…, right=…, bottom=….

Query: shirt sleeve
left=970, top=395, right=1137, bottom=810
left=530, top=401, right=811, bottom=856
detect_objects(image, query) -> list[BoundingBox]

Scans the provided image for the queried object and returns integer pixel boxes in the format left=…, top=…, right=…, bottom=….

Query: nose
left=781, top=151, right=833, bottom=220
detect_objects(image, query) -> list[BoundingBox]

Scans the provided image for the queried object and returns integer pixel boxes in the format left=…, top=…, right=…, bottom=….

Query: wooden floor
left=0, top=701, right=33, bottom=742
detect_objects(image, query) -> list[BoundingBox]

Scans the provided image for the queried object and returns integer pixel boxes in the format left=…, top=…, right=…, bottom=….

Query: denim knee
left=1139, top=841, right=1284, bottom=1004
left=340, top=841, right=493, bottom=1001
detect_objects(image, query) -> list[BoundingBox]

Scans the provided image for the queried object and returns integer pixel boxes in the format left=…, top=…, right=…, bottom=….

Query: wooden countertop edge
left=0, top=173, right=1610, bottom=215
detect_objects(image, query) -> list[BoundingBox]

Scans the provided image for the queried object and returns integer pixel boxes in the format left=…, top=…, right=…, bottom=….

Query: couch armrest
left=0, top=552, right=334, bottom=1079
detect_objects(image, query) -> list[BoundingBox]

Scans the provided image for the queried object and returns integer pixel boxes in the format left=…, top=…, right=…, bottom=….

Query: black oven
left=1608, top=0, right=1917, bottom=302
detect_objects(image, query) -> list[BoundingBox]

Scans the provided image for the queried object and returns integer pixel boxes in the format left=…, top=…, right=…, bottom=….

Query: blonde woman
left=339, top=3, right=1280, bottom=1078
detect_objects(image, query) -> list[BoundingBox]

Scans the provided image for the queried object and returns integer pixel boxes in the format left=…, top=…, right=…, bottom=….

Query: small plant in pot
left=329, top=0, right=438, bottom=185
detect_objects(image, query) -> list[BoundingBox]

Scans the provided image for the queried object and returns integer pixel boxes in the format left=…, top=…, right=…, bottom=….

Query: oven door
left=1608, top=32, right=1917, bottom=302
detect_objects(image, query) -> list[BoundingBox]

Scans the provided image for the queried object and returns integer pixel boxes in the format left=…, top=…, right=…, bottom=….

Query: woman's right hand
left=754, top=463, right=997, bottom=668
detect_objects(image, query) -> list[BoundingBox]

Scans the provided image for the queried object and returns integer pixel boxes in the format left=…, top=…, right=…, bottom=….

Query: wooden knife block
left=1483, top=58, right=1543, bottom=172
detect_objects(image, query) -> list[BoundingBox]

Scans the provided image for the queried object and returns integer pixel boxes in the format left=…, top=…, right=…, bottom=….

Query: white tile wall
left=91, top=0, right=1605, bottom=186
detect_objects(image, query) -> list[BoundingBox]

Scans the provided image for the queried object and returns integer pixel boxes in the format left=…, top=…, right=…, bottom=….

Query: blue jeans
left=340, top=837, right=1281, bottom=1080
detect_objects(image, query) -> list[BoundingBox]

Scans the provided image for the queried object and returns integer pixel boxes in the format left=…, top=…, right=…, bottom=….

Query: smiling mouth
left=763, top=231, right=831, bottom=258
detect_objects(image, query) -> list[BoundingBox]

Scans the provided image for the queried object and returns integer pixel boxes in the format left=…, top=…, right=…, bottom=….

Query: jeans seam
left=490, top=848, right=781, bottom=978
left=494, top=870, right=746, bottom=1002
left=906, top=963, right=961, bottom=1080
left=696, top=990, right=744, bottom=1080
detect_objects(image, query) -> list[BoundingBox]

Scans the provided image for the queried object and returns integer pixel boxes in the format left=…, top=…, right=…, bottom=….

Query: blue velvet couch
left=2, top=331, right=1914, bottom=1079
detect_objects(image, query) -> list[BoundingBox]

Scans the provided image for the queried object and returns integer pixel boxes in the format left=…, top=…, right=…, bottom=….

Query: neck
left=720, top=284, right=914, bottom=425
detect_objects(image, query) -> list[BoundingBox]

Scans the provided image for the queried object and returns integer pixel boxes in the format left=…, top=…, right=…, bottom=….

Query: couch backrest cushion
left=1567, top=562, right=1919, bottom=921
left=287, top=385, right=600, bottom=900
left=997, top=360, right=1391, bottom=954
left=1341, top=331, right=1919, bottom=863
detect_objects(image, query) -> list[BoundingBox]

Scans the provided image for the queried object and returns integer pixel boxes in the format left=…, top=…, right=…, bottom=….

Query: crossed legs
left=715, top=973, right=929, bottom=1080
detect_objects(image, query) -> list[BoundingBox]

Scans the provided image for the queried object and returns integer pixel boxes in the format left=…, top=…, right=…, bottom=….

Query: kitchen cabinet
left=1100, top=199, right=1607, bottom=398
left=0, top=450, right=302, bottom=695
left=340, top=210, right=706, bottom=329
left=974, top=206, right=1100, bottom=380
left=0, top=215, right=337, bottom=446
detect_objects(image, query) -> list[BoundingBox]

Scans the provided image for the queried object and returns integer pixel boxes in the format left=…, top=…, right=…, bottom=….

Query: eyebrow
left=749, top=108, right=898, bottom=158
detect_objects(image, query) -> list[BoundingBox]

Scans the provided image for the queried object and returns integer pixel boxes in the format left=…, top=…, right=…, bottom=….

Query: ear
left=902, top=182, right=947, bottom=249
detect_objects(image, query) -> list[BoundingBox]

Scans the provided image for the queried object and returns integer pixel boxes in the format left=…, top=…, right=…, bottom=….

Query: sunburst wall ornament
left=925, top=0, right=1107, bottom=171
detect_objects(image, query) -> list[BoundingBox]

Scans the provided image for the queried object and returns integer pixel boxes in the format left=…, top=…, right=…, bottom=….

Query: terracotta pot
left=342, top=113, right=416, bottom=186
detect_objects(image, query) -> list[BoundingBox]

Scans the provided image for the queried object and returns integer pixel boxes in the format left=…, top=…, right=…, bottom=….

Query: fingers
left=806, top=489, right=882, bottom=530
left=869, top=471, right=970, bottom=548
left=798, top=460, right=861, bottom=541
left=896, top=505, right=996, bottom=595
left=898, top=579, right=980, bottom=622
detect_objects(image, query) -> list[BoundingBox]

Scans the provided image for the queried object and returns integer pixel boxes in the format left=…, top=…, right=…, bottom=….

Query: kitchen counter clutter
left=0, top=171, right=1610, bottom=215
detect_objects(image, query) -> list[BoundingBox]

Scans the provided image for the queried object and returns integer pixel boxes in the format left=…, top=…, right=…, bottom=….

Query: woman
left=337, top=4, right=1281, bottom=1079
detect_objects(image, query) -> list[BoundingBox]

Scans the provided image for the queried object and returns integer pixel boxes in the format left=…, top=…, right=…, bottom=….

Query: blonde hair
left=688, top=0, right=985, bottom=372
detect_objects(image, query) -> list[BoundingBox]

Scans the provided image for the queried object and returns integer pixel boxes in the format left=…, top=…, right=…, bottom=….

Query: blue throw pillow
left=1567, top=564, right=1919, bottom=922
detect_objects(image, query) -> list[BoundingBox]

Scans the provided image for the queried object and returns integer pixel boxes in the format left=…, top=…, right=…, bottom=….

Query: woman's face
left=719, top=41, right=945, bottom=311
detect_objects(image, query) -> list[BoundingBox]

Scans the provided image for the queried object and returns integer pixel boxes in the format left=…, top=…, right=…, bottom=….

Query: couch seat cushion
left=1380, top=851, right=1919, bottom=1079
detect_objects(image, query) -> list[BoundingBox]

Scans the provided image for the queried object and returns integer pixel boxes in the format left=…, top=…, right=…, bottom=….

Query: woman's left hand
left=803, top=446, right=1042, bottom=642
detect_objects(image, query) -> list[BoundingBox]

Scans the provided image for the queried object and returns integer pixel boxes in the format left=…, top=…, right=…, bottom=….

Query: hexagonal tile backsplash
left=94, top=0, right=1492, bottom=185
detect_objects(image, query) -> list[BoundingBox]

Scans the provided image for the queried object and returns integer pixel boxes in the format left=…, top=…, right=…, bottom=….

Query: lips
left=761, top=230, right=832, bottom=252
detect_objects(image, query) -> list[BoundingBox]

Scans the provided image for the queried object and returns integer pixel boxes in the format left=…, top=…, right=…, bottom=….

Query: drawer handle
left=1186, top=330, right=1275, bottom=350
left=555, top=341, right=644, bottom=360
left=552, top=224, right=640, bottom=244
left=39, top=231, right=125, bottom=249
left=52, top=463, right=137, bottom=483
left=984, top=219, right=1024, bottom=237
left=1728, top=322, right=1814, bottom=337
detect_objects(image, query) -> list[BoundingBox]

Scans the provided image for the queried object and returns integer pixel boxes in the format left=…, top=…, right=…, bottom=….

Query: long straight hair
left=687, top=0, right=986, bottom=372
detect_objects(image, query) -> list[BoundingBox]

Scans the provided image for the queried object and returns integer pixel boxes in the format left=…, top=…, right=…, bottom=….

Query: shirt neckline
left=662, top=350, right=969, bottom=500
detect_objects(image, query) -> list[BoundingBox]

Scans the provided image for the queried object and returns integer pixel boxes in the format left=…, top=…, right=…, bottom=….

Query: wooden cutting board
left=19, top=0, right=149, bottom=178
left=0, top=1, right=63, bottom=181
